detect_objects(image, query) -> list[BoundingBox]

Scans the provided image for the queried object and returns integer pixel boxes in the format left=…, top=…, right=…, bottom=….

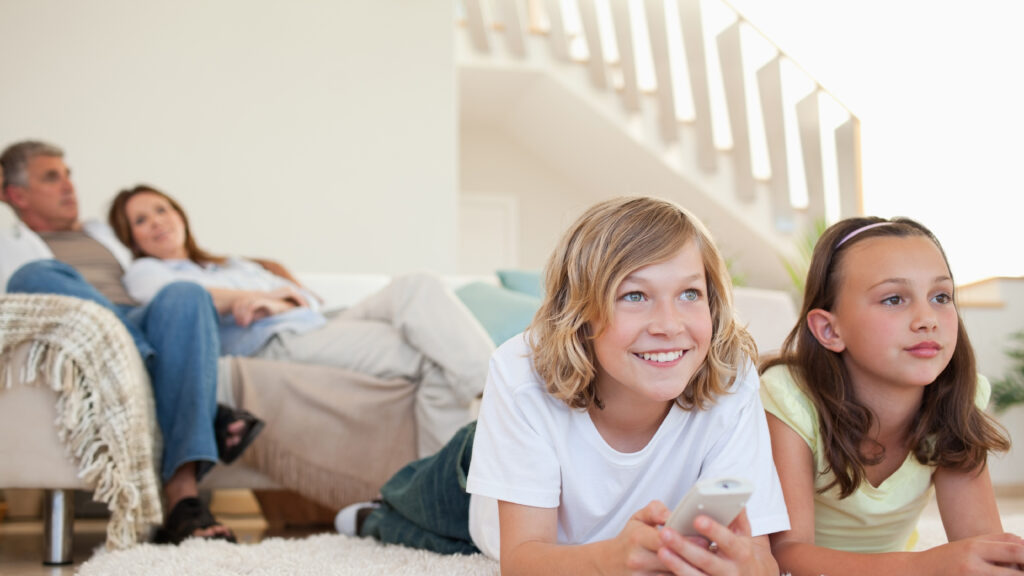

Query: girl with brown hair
left=761, top=216, right=1022, bottom=574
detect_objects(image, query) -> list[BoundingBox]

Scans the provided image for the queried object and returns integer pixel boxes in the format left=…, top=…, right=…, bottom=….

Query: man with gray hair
left=0, top=140, right=257, bottom=545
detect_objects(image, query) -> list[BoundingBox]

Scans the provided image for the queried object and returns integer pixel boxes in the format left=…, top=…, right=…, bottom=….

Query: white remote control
left=665, top=477, right=753, bottom=536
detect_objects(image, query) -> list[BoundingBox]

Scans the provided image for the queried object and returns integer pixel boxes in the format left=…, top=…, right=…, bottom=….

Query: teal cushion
left=456, top=282, right=541, bottom=347
left=496, top=269, right=543, bottom=298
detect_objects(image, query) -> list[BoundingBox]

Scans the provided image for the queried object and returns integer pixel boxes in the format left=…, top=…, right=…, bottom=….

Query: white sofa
left=0, top=273, right=797, bottom=564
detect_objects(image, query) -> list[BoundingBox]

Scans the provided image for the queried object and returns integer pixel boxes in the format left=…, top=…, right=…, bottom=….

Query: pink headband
left=836, top=221, right=892, bottom=248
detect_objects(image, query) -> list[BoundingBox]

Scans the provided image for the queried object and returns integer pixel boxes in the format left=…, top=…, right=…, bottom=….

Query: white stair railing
left=457, top=0, right=862, bottom=237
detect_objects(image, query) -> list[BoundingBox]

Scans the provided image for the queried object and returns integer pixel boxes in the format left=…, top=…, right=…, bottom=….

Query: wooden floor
left=0, top=490, right=333, bottom=576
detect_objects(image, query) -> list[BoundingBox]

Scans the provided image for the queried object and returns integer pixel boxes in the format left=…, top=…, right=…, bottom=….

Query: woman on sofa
left=108, top=184, right=494, bottom=456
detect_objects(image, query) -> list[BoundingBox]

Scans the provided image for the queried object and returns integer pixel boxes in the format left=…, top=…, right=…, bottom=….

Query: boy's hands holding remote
left=657, top=509, right=779, bottom=576
left=603, top=500, right=777, bottom=576
left=602, top=501, right=673, bottom=574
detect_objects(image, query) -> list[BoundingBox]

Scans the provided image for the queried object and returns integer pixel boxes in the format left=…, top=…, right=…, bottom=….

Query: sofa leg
left=42, top=489, right=74, bottom=565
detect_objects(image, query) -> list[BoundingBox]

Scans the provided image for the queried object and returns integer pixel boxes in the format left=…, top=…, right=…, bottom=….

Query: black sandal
left=215, top=404, right=265, bottom=464
left=153, top=497, right=237, bottom=545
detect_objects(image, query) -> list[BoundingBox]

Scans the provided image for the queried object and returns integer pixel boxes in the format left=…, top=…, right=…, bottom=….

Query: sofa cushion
left=455, top=282, right=540, bottom=347
left=496, top=269, right=544, bottom=299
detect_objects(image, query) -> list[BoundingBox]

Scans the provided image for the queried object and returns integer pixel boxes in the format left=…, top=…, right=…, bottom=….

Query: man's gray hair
left=0, top=140, right=65, bottom=190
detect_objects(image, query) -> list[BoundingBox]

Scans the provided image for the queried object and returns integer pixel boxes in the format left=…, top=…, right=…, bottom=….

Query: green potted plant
left=991, top=330, right=1024, bottom=412
left=781, top=218, right=827, bottom=299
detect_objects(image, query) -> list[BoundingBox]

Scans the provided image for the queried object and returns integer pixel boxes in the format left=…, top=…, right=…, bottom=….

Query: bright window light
left=740, top=22, right=776, bottom=181
left=629, top=0, right=656, bottom=92
left=780, top=58, right=816, bottom=208
left=665, top=0, right=695, bottom=121
left=818, top=91, right=850, bottom=223
left=560, top=0, right=589, bottom=61
left=595, top=0, right=619, bottom=63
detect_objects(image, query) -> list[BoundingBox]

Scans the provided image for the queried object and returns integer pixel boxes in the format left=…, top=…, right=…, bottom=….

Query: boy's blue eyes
left=623, top=292, right=644, bottom=303
left=621, top=289, right=700, bottom=302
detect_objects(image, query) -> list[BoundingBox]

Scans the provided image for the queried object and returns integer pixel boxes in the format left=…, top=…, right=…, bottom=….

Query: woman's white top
left=124, top=256, right=324, bottom=356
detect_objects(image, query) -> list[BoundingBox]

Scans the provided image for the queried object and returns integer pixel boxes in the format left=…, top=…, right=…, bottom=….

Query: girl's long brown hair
left=108, top=184, right=225, bottom=265
left=761, top=216, right=1009, bottom=498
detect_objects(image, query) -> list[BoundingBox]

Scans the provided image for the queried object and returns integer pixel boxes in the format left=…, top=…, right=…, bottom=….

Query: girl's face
left=590, top=241, right=713, bottom=408
left=826, top=235, right=958, bottom=392
left=124, top=192, right=189, bottom=260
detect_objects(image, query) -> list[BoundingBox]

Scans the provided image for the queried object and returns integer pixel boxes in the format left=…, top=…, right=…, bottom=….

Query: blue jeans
left=361, top=421, right=479, bottom=555
left=8, top=260, right=220, bottom=482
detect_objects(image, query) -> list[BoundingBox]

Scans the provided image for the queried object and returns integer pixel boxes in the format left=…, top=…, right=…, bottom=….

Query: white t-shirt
left=465, top=334, right=790, bottom=560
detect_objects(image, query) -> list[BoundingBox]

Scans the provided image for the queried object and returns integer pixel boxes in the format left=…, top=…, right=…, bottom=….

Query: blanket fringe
left=0, top=294, right=162, bottom=549
left=246, top=436, right=381, bottom=510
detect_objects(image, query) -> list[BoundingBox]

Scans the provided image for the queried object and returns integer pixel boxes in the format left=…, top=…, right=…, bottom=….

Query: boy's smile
left=634, top=349, right=685, bottom=364
left=590, top=241, right=713, bottom=410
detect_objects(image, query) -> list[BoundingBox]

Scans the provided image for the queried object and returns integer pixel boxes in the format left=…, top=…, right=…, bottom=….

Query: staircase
left=455, top=0, right=861, bottom=290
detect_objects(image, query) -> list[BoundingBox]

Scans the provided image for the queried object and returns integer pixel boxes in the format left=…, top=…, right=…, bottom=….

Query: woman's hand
left=251, top=257, right=325, bottom=305
left=232, top=286, right=309, bottom=326
left=265, top=285, right=309, bottom=308
left=657, top=510, right=778, bottom=576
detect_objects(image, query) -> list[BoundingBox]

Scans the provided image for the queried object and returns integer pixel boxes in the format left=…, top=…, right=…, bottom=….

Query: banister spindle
left=463, top=0, right=492, bottom=53
left=645, top=0, right=678, bottom=143
left=718, top=20, right=755, bottom=201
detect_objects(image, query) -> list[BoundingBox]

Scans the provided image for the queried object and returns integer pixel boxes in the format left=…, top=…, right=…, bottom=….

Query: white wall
left=961, top=279, right=1024, bottom=383
left=960, top=278, right=1024, bottom=487
left=460, top=126, right=593, bottom=272
left=0, top=0, right=456, bottom=274
left=458, top=65, right=796, bottom=290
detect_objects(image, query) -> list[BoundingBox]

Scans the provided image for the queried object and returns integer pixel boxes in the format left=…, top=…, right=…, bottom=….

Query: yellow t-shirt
left=760, top=365, right=991, bottom=553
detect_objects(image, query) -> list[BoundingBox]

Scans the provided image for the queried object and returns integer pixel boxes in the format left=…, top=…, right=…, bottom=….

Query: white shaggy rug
left=76, top=515, right=1024, bottom=574
left=76, top=533, right=498, bottom=576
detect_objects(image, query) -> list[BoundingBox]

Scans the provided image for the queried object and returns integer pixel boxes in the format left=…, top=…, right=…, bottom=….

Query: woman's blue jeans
left=8, top=259, right=220, bottom=482
left=361, top=421, right=480, bottom=555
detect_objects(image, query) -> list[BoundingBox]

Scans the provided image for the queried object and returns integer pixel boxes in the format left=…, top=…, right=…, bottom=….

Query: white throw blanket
left=0, top=294, right=163, bottom=549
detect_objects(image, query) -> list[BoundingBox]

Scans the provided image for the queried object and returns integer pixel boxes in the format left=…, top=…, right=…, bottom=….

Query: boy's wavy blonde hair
left=528, top=196, right=756, bottom=410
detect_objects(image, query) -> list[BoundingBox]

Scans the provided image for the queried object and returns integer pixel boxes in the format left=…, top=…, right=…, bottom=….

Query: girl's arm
left=934, top=463, right=1002, bottom=540
left=767, top=414, right=1024, bottom=576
